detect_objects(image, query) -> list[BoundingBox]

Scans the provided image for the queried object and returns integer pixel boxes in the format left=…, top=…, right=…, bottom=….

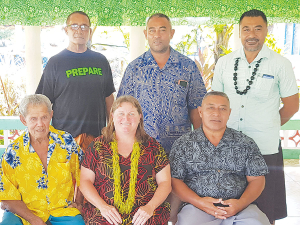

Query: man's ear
left=197, top=106, right=202, bottom=118
left=20, top=115, right=27, bottom=126
left=143, top=29, right=147, bottom=39
left=170, top=29, right=175, bottom=39
left=64, top=27, right=68, bottom=35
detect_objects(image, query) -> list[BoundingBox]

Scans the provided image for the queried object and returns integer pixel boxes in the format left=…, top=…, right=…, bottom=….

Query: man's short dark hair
left=239, top=9, right=267, bottom=25
left=147, top=13, right=171, bottom=27
left=66, top=11, right=91, bottom=26
left=202, top=91, right=230, bottom=105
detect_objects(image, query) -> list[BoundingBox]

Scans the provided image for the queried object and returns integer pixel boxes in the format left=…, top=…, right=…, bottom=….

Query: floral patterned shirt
left=170, top=127, right=269, bottom=200
left=0, top=125, right=83, bottom=225
left=117, top=48, right=207, bottom=153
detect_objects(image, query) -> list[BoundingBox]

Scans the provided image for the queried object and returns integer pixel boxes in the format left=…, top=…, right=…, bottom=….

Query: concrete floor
left=0, top=159, right=299, bottom=224
left=276, top=159, right=300, bottom=225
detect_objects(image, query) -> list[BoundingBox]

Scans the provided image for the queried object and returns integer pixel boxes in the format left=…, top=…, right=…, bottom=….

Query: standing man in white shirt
left=212, top=9, right=299, bottom=225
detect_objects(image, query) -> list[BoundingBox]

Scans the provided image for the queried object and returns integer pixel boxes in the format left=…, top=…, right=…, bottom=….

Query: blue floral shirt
left=0, top=125, right=83, bottom=225
left=118, top=48, right=207, bottom=152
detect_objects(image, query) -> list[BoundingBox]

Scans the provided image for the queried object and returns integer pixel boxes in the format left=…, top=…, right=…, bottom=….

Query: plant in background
left=195, top=24, right=233, bottom=90
left=175, top=28, right=198, bottom=56
left=213, top=24, right=233, bottom=63
left=0, top=76, right=25, bottom=116
left=265, top=33, right=281, bottom=54
left=195, top=47, right=214, bottom=90
left=116, top=26, right=130, bottom=50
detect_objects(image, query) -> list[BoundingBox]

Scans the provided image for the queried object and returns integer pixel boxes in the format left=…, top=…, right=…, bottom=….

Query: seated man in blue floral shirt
left=170, top=91, right=270, bottom=225
left=0, top=94, right=84, bottom=225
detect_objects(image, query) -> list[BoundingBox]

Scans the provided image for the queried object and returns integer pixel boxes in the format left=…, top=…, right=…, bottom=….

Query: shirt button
left=248, top=66, right=251, bottom=68
left=240, top=118, right=243, bottom=121
left=241, top=105, right=244, bottom=108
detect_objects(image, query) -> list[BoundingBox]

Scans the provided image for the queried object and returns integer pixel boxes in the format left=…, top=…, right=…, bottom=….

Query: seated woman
left=80, top=95, right=171, bottom=225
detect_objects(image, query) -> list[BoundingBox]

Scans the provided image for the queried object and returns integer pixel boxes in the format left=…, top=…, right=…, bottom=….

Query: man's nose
left=37, top=118, right=43, bottom=126
left=212, top=109, right=221, bottom=116
left=154, top=30, right=161, bottom=38
left=248, top=29, right=256, bottom=37
left=75, top=28, right=83, bottom=34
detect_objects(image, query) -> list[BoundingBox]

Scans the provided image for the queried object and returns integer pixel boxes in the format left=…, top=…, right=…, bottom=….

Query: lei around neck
left=110, top=139, right=141, bottom=215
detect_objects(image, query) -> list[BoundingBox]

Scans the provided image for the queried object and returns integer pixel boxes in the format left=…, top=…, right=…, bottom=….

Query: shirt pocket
left=56, top=162, right=72, bottom=183
left=173, top=83, right=188, bottom=107
left=171, top=83, right=189, bottom=123
left=252, top=76, right=274, bottom=100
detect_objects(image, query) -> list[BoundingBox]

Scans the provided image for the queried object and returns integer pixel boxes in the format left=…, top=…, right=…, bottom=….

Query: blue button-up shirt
left=118, top=48, right=207, bottom=152
left=170, top=127, right=268, bottom=200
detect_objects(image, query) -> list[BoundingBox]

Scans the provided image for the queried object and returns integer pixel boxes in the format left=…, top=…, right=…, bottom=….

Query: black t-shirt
left=36, top=49, right=115, bottom=137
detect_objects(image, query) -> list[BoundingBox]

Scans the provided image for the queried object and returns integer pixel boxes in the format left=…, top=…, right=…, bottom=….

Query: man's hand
left=132, top=204, right=154, bottom=225
left=28, top=216, right=47, bottom=225
left=197, top=197, right=227, bottom=220
left=220, top=199, right=244, bottom=218
left=99, top=203, right=122, bottom=225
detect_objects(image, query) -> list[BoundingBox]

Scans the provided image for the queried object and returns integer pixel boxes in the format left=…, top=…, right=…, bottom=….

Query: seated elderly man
left=169, top=91, right=270, bottom=225
left=0, top=94, right=84, bottom=225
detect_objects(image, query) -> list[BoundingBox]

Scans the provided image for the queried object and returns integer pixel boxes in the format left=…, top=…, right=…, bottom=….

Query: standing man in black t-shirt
left=36, top=11, right=115, bottom=151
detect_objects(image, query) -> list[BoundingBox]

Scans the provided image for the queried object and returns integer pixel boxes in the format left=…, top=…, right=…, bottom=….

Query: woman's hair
left=19, top=94, right=52, bottom=117
left=102, top=95, right=149, bottom=143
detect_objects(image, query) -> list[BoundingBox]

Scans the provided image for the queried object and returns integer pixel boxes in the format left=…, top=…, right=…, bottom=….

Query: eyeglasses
left=67, top=24, right=90, bottom=31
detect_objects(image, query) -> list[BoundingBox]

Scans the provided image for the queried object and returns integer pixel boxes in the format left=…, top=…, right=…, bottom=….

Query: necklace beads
left=233, top=58, right=263, bottom=95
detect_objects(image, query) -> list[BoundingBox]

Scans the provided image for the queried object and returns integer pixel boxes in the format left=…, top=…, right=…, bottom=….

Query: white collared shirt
left=212, top=44, right=299, bottom=155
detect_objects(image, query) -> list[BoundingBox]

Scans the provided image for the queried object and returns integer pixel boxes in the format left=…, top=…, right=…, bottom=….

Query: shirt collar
left=22, top=125, right=60, bottom=153
left=144, top=47, right=180, bottom=67
left=196, top=126, right=232, bottom=143
left=235, top=44, right=270, bottom=63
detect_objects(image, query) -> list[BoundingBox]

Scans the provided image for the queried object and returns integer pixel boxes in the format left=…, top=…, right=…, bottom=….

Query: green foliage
left=265, top=33, right=282, bottom=54
left=0, top=130, right=3, bottom=145
left=213, top=24, right=233, bottom=63
left=175, top=29, right=198, bottom=55
left=175, top=24, right=234, bottom=90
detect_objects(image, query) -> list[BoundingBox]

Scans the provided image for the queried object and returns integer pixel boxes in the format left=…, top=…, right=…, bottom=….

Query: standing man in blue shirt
left=212, top=9, right=299, bottom=225
left=118, top=13, right=207, bottom=154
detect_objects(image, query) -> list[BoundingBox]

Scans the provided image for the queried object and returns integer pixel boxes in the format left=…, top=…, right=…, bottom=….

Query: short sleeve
left=169, top=138, right=187, bottom=180
left=187, top=61, right=207, bottom=109
left=0, top=149, right=22, bottom=201
left=211, top=56, right=226, bottom=92
left=117, top=63, right=135, bottom=97
left=103, top=59, right=116, bottom=97
left=81, top=141, right=99, bottom=172
left=35, top=58, right=56, bottom=103
left=245, top=139, right=269, bottom=177
left=153, top=142, right=169, bottom=174
left=277, top=58, right=299, bottom=98
left=69, top=140, right=83, bottom=186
